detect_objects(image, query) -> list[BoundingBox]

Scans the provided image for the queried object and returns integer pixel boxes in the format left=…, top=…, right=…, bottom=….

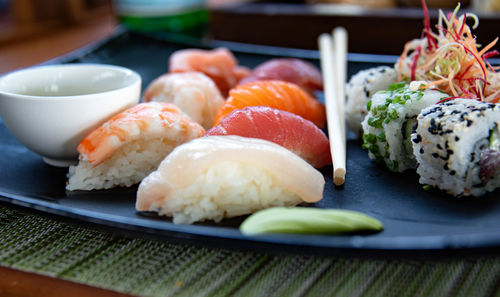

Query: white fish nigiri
left=136, top=135, right=325, bottom=224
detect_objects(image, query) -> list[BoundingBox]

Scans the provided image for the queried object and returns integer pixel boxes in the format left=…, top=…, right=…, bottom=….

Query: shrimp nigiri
left=67, top=102, right=205, bottom=191
left=238, top=58, right=323, bottom=95
left=205, top=106, right=331, bottom=168
left=143, top=72, right=224, bottom=129
left=136, top=136, right=325, bottom=224
left=213, top=80, right=326, bottom=128
left=169, top=47, right=250, bottom=97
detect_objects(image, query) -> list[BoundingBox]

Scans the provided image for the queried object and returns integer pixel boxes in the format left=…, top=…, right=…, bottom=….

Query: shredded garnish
left=396, top=0, right=500, bottom=103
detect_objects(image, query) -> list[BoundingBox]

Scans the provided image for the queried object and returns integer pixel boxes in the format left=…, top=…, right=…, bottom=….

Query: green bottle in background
left=114, top=0, right=208, bottom=37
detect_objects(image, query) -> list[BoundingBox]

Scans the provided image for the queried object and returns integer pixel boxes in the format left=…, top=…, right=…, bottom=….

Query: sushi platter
left=1, top=28, right=500, bottom=255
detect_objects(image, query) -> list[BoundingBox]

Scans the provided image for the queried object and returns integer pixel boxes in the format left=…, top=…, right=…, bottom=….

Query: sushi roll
left=67, top=102, right=205, bottom=191
left=346, top=66, right=397, bottom=135
left=412, top=99, right=500, bottom=197
left=361, top=83, right=447, bottom=172
left=143, top=72, right=225, bottom=129
left=136, top=135, right=325, bottom=224
left=205, top=106, right=331, bottom=168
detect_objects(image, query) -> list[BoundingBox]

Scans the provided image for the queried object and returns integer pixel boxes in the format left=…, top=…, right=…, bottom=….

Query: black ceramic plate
left=1, top=29, right=500, bottom=256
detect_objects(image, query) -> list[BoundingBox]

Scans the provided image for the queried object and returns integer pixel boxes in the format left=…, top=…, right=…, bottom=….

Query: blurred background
left=0, top=0, right=499, bottom=73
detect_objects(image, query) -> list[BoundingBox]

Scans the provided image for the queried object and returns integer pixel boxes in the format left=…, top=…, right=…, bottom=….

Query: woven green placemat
left=1, top=204, right=500, bottom=297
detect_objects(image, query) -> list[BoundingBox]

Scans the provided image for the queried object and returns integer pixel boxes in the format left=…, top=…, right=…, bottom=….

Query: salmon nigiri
left=67, top=102, right=205, bottom=191
left=136, top=135, right=325, bottom=224
left=213, top=80, right=326, bottom=128
left=205, top=106, right=331, bottom=168
left=169, top=47, right=250, bottom=97
left=238, top=58, right=323, bottom=95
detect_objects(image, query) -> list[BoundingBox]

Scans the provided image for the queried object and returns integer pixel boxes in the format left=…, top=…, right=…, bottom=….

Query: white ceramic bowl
left=0, top=64, right=141, bottom=167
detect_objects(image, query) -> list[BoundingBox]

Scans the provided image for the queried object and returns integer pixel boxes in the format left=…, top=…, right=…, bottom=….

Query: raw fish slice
left=136, top=135, right=325, bottom=224
left=205, top=106, right=331, bottom=168
left=239, top=58, right=323, bottom=95
left=67, top=102, right=205, bottom=191
left=143, top=72, right=224, bottom=129
left=213, top=80, right=326, bottom=128
left=169, top=48, right=250, bottom=97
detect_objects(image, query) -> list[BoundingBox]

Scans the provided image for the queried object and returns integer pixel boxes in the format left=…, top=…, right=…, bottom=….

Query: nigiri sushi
left=169, top=47, right=250, bottom=97
left=136, top=136, right=325, bottom=224
left=238, top=58, right=323, bottom=95
left=213, top=80, right=326, bottom=128
left=143, top=72, right=224, bottom=129
left=67, top=102, right=205, bottom=191
left=205, top=106, right=331, bottom=168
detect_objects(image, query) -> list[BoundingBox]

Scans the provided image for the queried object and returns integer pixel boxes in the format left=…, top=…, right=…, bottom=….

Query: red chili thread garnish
left=458, top=13, right=466, bottom=37
left=482, top=50, right=499, bottom=59
left=458, top=85, right=470, bottom=96
left=422, top=0, right=437, bottom=51
left=410, top=46, right=422, bottom=81
left=483, top=50, right=499, bottom=71
left=457, top=64, right=474, bottom=81
left=436, top=96, right=462, bottom=104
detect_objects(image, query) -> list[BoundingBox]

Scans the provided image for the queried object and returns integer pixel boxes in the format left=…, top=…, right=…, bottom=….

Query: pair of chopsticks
left=318, top=28, right=347, bottom=186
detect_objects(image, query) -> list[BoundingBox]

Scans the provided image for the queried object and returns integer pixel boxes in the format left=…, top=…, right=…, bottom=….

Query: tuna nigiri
left=143, top=72, right=225, bottom=129
left=67, top=102, right=205, bottom=191
left=238, top=58, right=323, bottom=95
left=205, top=106, right=331, bottom=168
left=136, top=135, right=325, bottom=224
left=169, top=47, right=250, bottom=97
left=213, top=80, right=326, bottom=128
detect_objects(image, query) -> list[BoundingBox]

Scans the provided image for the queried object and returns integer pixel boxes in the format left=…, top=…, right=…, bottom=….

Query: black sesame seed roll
left=412, top=99, right=500, bottom=197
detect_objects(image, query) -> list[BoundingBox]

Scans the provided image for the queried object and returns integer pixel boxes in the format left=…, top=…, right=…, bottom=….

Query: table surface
left=0, top=13, right=116, bottom=74
left=2, top=8, right=500, bottom=297
left=2, top=203, right=500, bottom=297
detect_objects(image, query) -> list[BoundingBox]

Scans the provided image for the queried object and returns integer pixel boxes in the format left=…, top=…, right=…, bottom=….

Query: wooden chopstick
left=333, top=27, right=347, bottom=139
left=318, top=28, right=347, bottom=186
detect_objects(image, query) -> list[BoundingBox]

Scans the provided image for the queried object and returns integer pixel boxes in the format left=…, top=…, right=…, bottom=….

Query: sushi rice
left=148, top=162, right=304, bottom=224
left=67, top=139, right=179, bottom=191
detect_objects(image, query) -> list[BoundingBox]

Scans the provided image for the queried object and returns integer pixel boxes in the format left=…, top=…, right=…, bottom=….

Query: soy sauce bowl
left=0, top=64, right=141, bottom=167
